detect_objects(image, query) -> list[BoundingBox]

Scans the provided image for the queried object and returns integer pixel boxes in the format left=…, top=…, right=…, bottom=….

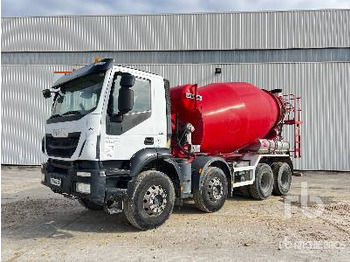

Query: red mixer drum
left=170, top=82, right=282, bottom=154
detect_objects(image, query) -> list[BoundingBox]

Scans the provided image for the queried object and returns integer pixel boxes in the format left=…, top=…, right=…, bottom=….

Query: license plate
left=50, top=177, right=62, bottom=187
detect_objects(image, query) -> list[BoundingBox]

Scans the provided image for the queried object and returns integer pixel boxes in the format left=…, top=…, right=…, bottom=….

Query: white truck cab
left=44, top=59, right=169, bottom=162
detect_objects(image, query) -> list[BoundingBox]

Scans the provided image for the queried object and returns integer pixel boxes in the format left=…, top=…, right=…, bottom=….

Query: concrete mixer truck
left=41, top=58, right=302, bottom=230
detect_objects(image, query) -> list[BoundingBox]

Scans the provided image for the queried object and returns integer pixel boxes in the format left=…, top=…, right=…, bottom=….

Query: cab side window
left=109, top=76, right=151, bottom=115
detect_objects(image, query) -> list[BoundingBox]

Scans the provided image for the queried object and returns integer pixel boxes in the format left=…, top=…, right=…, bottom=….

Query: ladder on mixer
left=283, top=95, right=303, bottom=158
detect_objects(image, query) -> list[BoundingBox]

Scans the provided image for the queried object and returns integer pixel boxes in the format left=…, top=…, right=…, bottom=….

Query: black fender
left=191, top=156, right=232, bottom=193
left=163, top=158, right=182, bottom=178
left=128, top=148, right=182, bottom=196
left=129, top=148, right=172, bottom=177
left=129, top=148, right=158, bottom=177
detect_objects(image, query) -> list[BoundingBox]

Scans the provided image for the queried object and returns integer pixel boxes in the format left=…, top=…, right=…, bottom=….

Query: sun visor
left=51, top=58, right=114, bottom=89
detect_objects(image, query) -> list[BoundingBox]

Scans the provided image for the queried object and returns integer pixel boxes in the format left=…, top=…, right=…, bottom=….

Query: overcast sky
left=2, top=0, right=350, bottom=17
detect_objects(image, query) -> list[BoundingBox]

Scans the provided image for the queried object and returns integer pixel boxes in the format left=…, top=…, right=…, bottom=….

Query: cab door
left=102, top=71, right=165, bottom=160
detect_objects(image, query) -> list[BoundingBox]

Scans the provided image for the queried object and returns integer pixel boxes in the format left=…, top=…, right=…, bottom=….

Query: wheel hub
left=143, top=185, right=167, bottom=216
left=208, top=177, right=223, bottom=200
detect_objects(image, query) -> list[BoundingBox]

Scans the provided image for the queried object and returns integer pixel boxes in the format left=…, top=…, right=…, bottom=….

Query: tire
left=124, top=170, right=175, bottom=230
left=271, top=162, right=292, bottom=196
left=194, top=167, right=228, bottom=212
left=78, top=198, right=104, bottom=211
left=249, top=163, right=274, bottom=200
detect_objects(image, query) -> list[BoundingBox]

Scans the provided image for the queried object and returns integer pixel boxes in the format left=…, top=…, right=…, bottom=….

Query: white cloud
left=2, top=0, right=350, bottom=16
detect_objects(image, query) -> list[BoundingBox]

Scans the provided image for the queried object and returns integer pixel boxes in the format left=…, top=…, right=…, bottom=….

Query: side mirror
left=117, top=73, right=135, bottom=114
left=120, top=73, right=135, bottom=88
left=42, top=89, right=52, bottom=99
left=118, top=87, right=134, bottom=114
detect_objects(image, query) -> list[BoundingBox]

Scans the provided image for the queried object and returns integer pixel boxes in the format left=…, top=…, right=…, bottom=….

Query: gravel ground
left=1, top=166, right=350, bottom=261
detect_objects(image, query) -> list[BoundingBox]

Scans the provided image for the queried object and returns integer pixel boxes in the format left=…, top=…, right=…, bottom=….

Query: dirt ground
left=1, top=166, right=350, bottom=262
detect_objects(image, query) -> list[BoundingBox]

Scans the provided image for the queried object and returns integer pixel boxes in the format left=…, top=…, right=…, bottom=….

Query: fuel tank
left=170, top=82, right=283, bottom=154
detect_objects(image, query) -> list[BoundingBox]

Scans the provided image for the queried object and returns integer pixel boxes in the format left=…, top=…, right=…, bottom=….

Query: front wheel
left=124, top=170, right=175, bottom=230
left=194, top=167, right=228, bottom=212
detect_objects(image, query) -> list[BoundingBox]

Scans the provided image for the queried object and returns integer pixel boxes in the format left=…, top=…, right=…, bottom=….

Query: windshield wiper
left=61, top=110, right=82, bottom=116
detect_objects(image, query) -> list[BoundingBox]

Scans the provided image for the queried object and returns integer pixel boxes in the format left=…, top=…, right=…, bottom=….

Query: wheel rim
left=207, top=177, right=224, bottom=201
left=260, top=172, right=272, bottom=194
left=143, top=185, right=167, bottom=216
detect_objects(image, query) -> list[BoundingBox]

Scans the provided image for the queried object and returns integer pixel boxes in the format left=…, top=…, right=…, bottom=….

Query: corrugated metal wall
left=1, top=65, right=69, bottom=164
left=2, top=62, right=350, bottom=170
left=2, top=9, right=350, bottom=52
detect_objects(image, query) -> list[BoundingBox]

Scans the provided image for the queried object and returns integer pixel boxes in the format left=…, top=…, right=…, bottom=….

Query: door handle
left=144, top=137, right=154, bottom=145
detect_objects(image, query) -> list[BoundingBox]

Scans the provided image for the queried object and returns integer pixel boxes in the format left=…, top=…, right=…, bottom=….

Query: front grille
left=46, top=132, right=80, bottom=158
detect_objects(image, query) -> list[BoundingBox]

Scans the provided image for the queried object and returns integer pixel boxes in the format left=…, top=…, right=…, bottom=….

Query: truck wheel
left=194, top=167, right=228, bottom=212
left=124, top=170, right=175, bottom=230
left=271, top=162, right=292, bottom=195
left=249, top=163, right=274, bottom=200
left=78, top=198, right=104, bottom=211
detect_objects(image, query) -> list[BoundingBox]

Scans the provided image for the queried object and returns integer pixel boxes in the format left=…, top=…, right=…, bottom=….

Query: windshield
left=51, top=72, right=105, bottom=118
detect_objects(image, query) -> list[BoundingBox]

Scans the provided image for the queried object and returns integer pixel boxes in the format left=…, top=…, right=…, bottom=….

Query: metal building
left=2, top=9, right=350, bottom=170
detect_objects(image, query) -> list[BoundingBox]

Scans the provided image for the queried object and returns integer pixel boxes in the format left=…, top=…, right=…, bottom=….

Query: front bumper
left=41, top=160, right=129, bottom=206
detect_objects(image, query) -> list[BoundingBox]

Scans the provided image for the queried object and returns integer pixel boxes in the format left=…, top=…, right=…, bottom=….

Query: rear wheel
left=194, top=167, right=228, bottom=212
left=78, top=198, right=104, bottom=211
left=271, top=162, right=292, bottom=195
left=124, top=170, right=175, bottom=230
left=249, top=163, right=274, bottom=200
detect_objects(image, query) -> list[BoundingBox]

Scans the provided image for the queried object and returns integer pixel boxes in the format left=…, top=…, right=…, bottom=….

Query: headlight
left=76, top=183, right=91, bottom=194
left=76, top=172, right=91, bottom=177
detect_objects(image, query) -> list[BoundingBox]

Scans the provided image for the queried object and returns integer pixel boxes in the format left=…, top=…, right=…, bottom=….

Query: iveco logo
left=52, top=128, right=68, bottom=138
